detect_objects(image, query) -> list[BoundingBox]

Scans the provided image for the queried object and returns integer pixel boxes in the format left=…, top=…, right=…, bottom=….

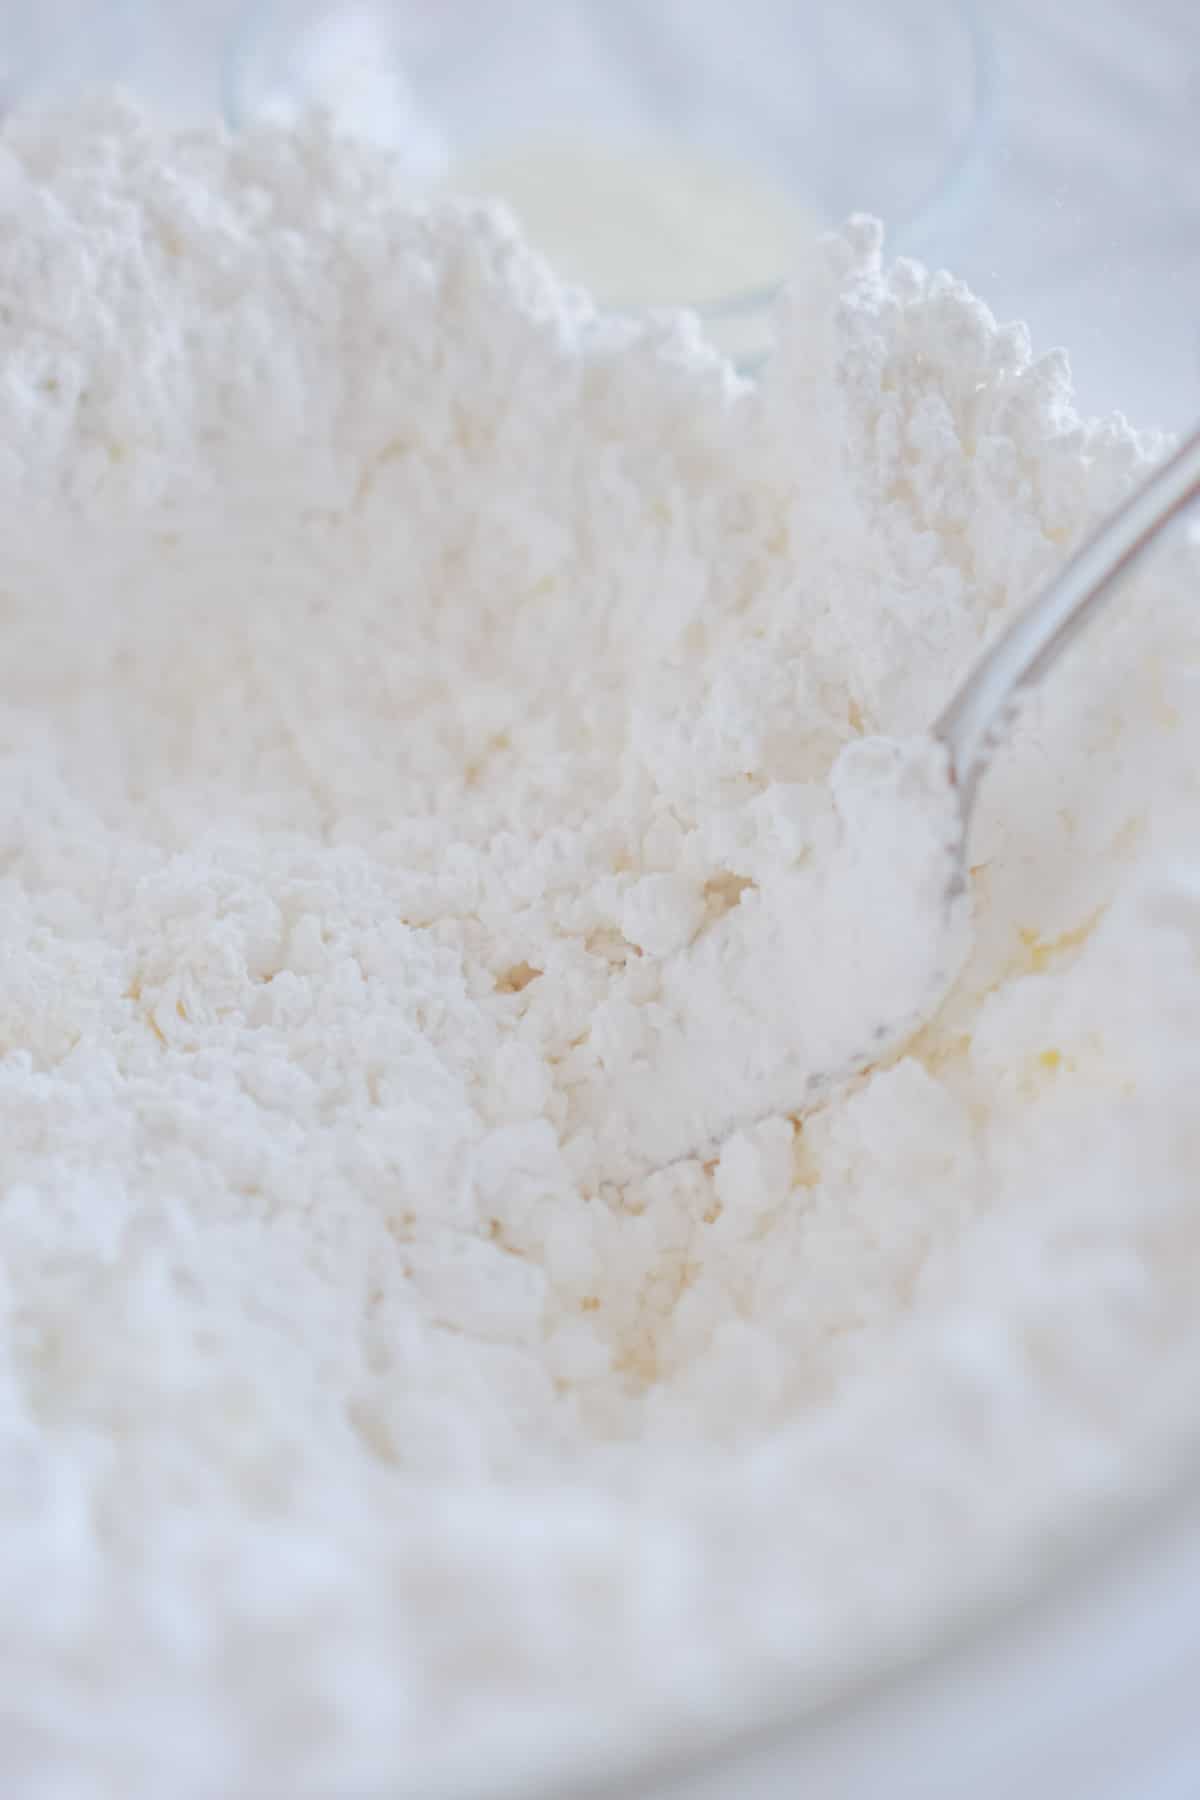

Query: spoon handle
left=936, top=424, right=1200, bottom=820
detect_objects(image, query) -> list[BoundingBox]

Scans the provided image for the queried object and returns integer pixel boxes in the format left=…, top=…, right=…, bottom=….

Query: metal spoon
left=587, top=426, right=1200, bottom=1183
left=935, top=422, right=1200, bottom=832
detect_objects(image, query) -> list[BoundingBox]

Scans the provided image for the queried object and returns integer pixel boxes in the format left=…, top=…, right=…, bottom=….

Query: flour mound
left=585, top=732, right=969, bottom=1177
left=2, top=99, right=1199, bottom=1800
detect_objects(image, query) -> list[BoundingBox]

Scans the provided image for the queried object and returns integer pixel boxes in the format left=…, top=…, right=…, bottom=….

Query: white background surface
left=943, top=0, right=1199, bottom=434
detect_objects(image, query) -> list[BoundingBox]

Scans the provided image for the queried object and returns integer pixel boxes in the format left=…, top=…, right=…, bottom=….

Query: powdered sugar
left=1, top=97, right=1199, bottom=1800
left=582, top=732, right=969, bottom=1177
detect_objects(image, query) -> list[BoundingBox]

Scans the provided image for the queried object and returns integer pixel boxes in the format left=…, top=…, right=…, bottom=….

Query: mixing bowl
left=4, top=5, right=1199, bottom=1796
left=582, top=1456, right=1200, bottom=1798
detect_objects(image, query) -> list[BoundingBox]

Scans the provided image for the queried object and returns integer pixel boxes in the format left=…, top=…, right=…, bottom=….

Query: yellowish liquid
left=446, top=134, right=823, bottom=361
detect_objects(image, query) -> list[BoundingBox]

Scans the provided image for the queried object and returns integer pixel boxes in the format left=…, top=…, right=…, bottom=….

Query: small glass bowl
left=223, top=0, right=993, bottom=363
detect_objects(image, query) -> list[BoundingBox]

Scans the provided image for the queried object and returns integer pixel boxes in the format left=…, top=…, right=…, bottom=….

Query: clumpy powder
left=2, top=98, right=1200, bottom=1800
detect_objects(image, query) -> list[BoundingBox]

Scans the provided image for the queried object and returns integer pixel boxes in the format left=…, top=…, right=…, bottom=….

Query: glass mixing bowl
left=223, top=0, right=992, bottom=362
left=5, top=5, right=1199, bottom=1795
left=577, top=1452, right=1200, bottom=1798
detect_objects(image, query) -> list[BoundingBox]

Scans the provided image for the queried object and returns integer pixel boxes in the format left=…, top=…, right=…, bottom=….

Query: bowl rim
left=563, top=1433, right=1200, bottom=1799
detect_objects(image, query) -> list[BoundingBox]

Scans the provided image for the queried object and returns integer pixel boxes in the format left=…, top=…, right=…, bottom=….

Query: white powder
left=584, top=731, right=970, bottom=1178
left=2, top=98, right=1200, bottom=1800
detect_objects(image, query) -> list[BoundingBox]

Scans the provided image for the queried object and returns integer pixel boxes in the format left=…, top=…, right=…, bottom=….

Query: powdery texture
left=585, top=731, right=969, bottom=1176
left=1, top=100, right=1199, bottom=1800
